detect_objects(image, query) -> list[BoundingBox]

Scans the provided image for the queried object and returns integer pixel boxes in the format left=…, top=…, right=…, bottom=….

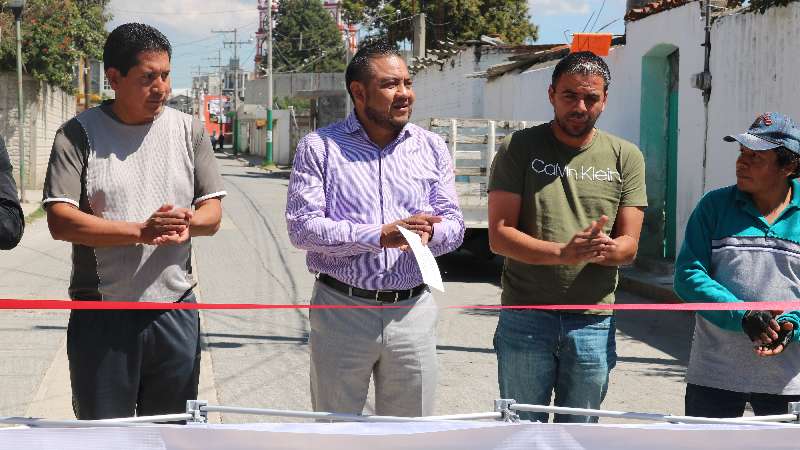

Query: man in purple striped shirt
left=286, top=41, right=464, bottom=417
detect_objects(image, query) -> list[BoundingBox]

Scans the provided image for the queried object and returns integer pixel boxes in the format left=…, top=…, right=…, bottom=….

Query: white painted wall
left=485, top=4, right=707, bottom=253
left=704, top=3, right=800, bottom=191
left=241, top=107, right=291, bottom=165
left=411, top=47, right=511, bottom=120
left=411, top=2, right=800, bottom=256
left=416, top=3, right=708, bottom=253
left=483, top=60, right=554, bottom=123
left=624, top=2, right=707, bottom=252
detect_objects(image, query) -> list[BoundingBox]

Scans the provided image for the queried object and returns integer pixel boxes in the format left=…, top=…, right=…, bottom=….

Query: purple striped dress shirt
left=286, top=112, right=465, bottom=290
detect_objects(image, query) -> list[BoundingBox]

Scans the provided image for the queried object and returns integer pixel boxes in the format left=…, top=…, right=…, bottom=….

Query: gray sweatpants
left=309, top=280, right=438, bottom=417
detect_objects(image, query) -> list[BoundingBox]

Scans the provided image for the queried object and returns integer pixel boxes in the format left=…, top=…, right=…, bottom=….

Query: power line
left=173, top=35, right=219, bottom=47
left=272, top=44, right=298, bottom=72
left=172, top=44, right=224, bottom=59
left=581, top=10, right=596, bottom=33
left=595, top=18, right=621, bottom=33
left=241, top=47, right=257, bottom=69
left=273, top=30, right=305, bottom=41
left=424, top=15, right=450, bottom=27
left=108, top=8, right=254, bottom=16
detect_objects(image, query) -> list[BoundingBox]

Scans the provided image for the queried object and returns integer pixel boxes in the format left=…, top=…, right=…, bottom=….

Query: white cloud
left=528, top=0, right=592, bottom=16
left=106, top=0, right=263, bottom=88
left=107, top=0, right=260, bottom=42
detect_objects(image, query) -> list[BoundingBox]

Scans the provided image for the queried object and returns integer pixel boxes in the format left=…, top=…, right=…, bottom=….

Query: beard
left=554, top=111, right=599, bottom=138
left=364, top=102, right=412, bottom=133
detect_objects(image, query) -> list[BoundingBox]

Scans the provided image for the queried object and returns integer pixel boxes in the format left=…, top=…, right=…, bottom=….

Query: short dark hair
left=775, top=146, right=800, bottom=179
left=104, top=23, right=172, bottom=76
left=345, top=40, right=401, bottom=101
left=551, top=51, right=611, bottom=92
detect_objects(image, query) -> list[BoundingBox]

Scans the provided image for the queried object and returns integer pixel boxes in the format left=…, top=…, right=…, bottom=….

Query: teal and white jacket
left=675, top=180, right=800, bottom=394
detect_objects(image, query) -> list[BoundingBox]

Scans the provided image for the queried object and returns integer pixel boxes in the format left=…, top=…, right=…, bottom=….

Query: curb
left=223, top=151, right=292, bottom=178
left=619, top=269, right=681, bottom=303
left=191, top=252, right=222, bottom=424
left=22, top=202, right=43, bottom=221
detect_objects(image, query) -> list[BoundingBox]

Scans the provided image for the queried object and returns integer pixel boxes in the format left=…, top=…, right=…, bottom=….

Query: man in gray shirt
left=43, top=23, right=225, bottom=419
left=0, top=136, right=23, bottom=249
left=675, top=112, right=800, bottom=418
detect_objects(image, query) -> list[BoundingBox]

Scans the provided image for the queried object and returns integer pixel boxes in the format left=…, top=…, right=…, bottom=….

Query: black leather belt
left=318, top=274, right=427, bottom=303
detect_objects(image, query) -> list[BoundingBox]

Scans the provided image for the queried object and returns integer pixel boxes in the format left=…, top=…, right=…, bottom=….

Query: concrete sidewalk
left=0, top=210, right=219, bottom=421
left=20, top=189, right=43, bottom=218
left=220, top=150, right=292, bottom=179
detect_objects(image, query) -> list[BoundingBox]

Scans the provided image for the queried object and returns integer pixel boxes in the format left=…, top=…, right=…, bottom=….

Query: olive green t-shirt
left=488, top=123, right=647, bottom=312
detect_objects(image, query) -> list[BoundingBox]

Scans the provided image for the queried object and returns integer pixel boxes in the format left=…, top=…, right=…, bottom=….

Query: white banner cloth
left=2, top=421, right=800, bottom=450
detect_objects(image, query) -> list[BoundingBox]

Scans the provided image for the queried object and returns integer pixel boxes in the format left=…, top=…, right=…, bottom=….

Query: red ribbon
left=0, top=299, right=798, bottom=311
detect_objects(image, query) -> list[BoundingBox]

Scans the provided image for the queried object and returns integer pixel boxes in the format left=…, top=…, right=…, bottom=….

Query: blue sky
left=106, top=0, right=626, bottom=90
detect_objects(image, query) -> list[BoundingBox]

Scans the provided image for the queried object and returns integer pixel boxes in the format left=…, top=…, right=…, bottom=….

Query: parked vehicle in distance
left=416, top=117, right=543, bottom=259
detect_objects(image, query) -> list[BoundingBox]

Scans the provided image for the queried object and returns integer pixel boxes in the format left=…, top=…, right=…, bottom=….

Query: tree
left=727, top=0, right=798, bottom=13
left=271, top=0, right=346, bottom=73
left=0, top=0, right=109, bottom=92
left=341, top=0, right=538, bottom=50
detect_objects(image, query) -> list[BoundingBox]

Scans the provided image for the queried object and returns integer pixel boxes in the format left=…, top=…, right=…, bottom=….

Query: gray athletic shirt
left=43, top=102, right=226, bottom=302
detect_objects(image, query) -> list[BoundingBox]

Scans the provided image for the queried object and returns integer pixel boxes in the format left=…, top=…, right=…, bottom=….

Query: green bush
left=0, top=0, right=109, bottom=92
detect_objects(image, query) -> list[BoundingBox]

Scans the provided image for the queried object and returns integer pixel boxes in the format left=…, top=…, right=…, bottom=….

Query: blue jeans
left=493, top=309, right=616, bottom=423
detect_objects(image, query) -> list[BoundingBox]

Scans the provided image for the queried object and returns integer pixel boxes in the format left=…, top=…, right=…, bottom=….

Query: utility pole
left=213, top=28, right=249, bottom=155
left=344, top=28, right=352, bottom=115
left=207, top=49, right=225, bottom=148
left=83, top=58, right=91, bottom=110
left=343, top=20, right=359, bottom=116
left=191, top=66, right=209, bottom=119
left=265, top=0, right=274, bottom=165
left=11, top=1, right=26, bottom=203
left=412, top=13, right=426, bottom=59
left=256, top=0, right=274, bottom=164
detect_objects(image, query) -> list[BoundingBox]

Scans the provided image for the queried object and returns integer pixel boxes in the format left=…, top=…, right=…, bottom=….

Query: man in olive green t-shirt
left=488, top=51, right=647, bottom=423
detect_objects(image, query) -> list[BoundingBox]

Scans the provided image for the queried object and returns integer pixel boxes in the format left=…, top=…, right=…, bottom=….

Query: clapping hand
left=560, top=216, right=616, bottom=265
left=380, top=214, right=442, bottom=250
left=140, top=204, right=193, bottom=246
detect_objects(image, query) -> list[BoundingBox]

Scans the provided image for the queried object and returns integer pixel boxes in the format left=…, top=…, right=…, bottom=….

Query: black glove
left=742, top=310, right=774, bottom=342
left=765, top=322, right=794, bottom=350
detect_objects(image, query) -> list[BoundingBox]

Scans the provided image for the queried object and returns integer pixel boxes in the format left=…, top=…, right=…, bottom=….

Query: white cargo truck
left=416, top=118, right=543, bottom=258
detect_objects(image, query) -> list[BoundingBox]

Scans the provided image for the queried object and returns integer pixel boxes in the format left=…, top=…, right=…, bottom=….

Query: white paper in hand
left=397, top=226, right=445, bottom=292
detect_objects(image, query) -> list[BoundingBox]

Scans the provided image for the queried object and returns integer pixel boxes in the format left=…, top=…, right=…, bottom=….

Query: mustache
left=568, top=113, right=587, bottom=120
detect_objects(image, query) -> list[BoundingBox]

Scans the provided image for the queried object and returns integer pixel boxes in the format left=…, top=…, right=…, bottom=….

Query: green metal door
left=639, top=45, right=679, bottom=260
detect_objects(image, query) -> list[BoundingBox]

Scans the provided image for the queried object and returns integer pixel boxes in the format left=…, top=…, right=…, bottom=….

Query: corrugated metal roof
left=472, top=36, right=626, bottom=80
left=409, top=42, right=565, bottom=75
left=624, top=0, right=692, bottom=22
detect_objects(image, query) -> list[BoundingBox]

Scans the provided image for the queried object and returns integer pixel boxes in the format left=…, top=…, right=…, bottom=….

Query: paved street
left=0, top=152, right=694, bottom=423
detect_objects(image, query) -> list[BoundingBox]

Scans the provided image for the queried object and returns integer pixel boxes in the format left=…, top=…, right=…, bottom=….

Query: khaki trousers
left=309, top=280, right=438, bottom=417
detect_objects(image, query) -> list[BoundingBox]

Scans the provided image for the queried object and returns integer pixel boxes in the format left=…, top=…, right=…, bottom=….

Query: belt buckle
left=375, top=290, right=399, bottom=303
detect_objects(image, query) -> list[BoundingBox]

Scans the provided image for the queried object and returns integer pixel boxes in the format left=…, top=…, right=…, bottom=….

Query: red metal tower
left=323, top=0, right=357, bottom=52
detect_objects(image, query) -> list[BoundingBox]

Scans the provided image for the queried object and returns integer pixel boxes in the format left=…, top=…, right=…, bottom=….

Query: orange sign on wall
left=570, top=33, right=613, bottom=56
left=203, top=95, right=231, bottom=137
